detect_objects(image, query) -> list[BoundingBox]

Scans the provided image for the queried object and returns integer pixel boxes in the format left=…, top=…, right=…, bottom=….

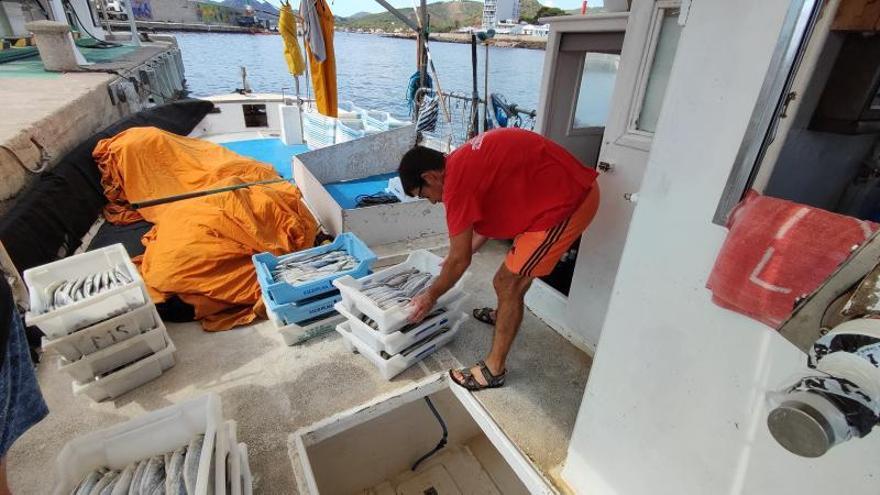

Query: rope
left=0, top=137, right=49, bottom=174
left=406, top=70, right=432, bottom=116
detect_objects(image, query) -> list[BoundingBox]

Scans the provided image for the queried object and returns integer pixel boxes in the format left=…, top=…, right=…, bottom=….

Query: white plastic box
left=53, top=394, right=223, bottom=495
left=337, top=319, right=463, bottom=380
left=42, top=303, right=161, bottom=361
left=73, top=337, right=176, bottom=402
left=225, top=420, right=242, bottom=495
left=334, top=297, right=465, bottom=355
left=239, top=443, right=253, bottom=495
left=333, top=250, right=469, bottom=334
left=58, top=324, right=169, bottom=382
left=274, top=312, right=347, bottom=346
left=24, top=244, right=150, bottom=338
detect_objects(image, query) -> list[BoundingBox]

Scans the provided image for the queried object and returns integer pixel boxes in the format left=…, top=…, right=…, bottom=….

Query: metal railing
left=414, top=89, right=537, bottom=149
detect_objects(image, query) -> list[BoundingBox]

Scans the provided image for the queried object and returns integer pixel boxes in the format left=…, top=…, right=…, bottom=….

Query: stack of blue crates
left=253, top=233, right=376, bottom=327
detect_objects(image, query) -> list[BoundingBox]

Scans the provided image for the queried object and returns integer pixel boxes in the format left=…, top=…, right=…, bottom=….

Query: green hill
left=337, top=1, right=484, bottom=33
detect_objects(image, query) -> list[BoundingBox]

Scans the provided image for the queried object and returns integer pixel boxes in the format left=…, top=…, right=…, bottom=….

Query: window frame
left=615, top=0, right=682, bottom=151
left=567, top=51, right=621, bottom=136
left=712, top=0, right=823, bottom=225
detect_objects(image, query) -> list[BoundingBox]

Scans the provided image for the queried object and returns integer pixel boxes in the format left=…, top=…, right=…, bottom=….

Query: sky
left=264, top=0, right=603, bottom=17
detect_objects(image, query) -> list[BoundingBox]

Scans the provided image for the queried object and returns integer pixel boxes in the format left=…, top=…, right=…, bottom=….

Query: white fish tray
left=239, top=443, right=253, bottom=495
left=333, top=250, right=470, bottom=335
left=58, top=324, right=169, bottom=382
left=24, top=243, right=150, bottom=338
left=337, top=318, right=463, bottom=380
left=225, top=421, right=242, bottom=495
left=53, top=393, right=223, bottom=495
left=334, top=295, right=466, bottom=355
left=72, top=336, right=176, bottom=402
left=42, top=303, right=160, bottom=361
left=274, top=311, right=347, bottom=346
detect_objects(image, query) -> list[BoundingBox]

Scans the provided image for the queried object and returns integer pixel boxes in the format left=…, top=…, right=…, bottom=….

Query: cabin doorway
left=530, top=2, right=684, bottom=352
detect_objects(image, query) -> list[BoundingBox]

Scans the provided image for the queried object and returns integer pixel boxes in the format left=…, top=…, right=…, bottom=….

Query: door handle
left=597, top=161, right=614, bottom=173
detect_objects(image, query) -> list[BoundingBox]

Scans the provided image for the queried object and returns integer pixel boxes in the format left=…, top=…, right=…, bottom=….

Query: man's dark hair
left=398, top=146, right=445, bottom=196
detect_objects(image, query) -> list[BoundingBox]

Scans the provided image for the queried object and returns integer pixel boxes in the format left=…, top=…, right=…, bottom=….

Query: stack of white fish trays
left=253, top=233, right=376, bottom=346
left=333, top=250, right=469, bottom=380
left=54, top=393, right=253, bottom=494
left=24, top=243, right=175, bottom=402
left=303, top=103, right=368, bottom=150
left=302, top=110, right=337, bottom=150
left=364, top=110, right=408, bottom=134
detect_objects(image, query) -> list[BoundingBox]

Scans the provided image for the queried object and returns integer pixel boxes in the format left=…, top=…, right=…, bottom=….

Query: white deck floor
left=7, top=242, right=591, bottom=493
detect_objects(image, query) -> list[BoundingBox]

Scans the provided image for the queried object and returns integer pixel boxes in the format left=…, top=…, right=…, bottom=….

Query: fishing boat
left=4, top=0, right=880, bottom=493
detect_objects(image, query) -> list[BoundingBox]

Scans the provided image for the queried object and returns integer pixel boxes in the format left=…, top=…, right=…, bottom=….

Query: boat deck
left=7, top=241, right=591, bottom=493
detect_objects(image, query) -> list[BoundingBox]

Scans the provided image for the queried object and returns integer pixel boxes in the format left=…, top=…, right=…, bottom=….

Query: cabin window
left=571, top=52, right=620, bottom=130
left=243, top=104, right=268, bottom=127
left=633, top=7, right=682, bottom=133
left=711, top=0, right=880, bottom=225
left=629, top=4, right=683, bottom=135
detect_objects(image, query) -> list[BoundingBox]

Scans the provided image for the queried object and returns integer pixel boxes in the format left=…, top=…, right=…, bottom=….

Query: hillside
left=337, top=0, right=484, bottom=33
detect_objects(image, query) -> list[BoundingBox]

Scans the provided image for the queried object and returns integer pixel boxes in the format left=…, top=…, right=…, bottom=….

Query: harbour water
left=174, top=31, right=547, bottom=118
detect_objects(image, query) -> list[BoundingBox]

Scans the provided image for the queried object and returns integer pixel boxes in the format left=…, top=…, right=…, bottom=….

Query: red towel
left=707, top=191, right=876, bottom=328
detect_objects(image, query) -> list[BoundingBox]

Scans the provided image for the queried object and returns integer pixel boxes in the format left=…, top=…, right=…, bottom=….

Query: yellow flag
left=279, top=1, right=305, bottom=76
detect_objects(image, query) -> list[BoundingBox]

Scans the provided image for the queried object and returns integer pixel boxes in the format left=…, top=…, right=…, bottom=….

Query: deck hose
left=411, top=397, right=448, bottom=471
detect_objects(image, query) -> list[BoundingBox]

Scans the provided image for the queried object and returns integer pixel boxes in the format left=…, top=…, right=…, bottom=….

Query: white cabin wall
left=562, top=0, right=880, bottom=494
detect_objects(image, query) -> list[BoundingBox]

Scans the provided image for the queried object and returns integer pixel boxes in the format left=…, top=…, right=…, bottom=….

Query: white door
left=530, top=1, right=685, bottom=352
left=571, top=0, right=684, bottom=349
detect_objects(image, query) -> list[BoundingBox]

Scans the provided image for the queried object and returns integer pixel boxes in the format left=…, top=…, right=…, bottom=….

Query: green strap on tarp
left=0, top=47, right=39, bottom=64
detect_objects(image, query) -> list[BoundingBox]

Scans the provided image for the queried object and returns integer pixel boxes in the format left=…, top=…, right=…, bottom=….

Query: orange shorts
left=505, top=185, right=600, bottom=277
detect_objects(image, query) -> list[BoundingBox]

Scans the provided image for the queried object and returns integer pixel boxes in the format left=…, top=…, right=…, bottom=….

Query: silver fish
left=75, top=469, right=105, bottom=495
left=101, top=271, right=111, bottom=291
left=70, top=275, right=87, bottom=302
left=92, top=272, right=103, bottom=294
left=166, top=446, right=187, bottom=495
left=138, top=456, right=165, bottom=495
left=184, top=434, right=204, bottom=494
left=43, top=279, right=65, bottom=311
left=128, top=459, right=149, bottom=495
left=83, top=275, right=94, bottom=298
left=53, top=280, right=70, bottom=309
left=91, top=471, right=119, bottom=495
left=110, top=463, right=135, bottom=495
left=114, top=265, right=132, bottom=285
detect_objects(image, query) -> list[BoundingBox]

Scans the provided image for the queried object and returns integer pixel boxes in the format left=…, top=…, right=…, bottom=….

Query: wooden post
left=418, top=0, right=428, bottom=89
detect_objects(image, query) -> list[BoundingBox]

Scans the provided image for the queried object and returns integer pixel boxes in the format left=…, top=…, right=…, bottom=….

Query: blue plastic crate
left=265, top=289, right=343, bottom=326
left=253, top=233, right=376, bottom=306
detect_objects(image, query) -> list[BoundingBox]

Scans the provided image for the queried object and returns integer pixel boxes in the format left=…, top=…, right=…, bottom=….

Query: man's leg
left=484, top=264, right=532, bottom=376
left=0, top=457, right=9, bottom=495
left=453, top=263, right=532, bottom=385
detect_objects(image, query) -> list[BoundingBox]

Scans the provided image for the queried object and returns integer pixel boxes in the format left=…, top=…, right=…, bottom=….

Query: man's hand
left=409, top=290, right=438, bottom=323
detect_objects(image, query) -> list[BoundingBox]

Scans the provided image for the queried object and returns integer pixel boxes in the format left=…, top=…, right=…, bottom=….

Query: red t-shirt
left=443, top=128, right=598, bottom=238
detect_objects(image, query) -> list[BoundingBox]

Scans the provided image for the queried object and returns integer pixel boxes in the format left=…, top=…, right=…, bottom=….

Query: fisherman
left=399, top=128, right=600, bottom=390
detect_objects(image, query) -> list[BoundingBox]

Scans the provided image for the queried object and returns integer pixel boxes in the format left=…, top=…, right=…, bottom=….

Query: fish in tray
left=271, top=249, right=358, bottom=285
left=359, top=307, right=444, bottom=331
left=360, top=268, right=435, bottom=310
left=71, top=434, right=204, bottom=495
left=42, top=264, right=133, bottom=314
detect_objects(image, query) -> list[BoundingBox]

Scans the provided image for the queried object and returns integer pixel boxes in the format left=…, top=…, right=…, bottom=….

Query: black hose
left=355, top=192, right=400, bottom=208
left=62, top=0, right=121, bottom=48
left=411, top=397, right=448, bottom=471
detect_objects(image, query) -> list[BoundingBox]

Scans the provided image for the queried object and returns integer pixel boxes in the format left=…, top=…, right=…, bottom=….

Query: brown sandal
left=472, top=307, right=496, bottom=326
left=450, top=360, right=506, bottom=391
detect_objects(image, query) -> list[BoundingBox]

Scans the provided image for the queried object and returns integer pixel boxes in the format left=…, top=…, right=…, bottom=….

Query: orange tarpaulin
left=94, top=127, right=319, bottom=331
